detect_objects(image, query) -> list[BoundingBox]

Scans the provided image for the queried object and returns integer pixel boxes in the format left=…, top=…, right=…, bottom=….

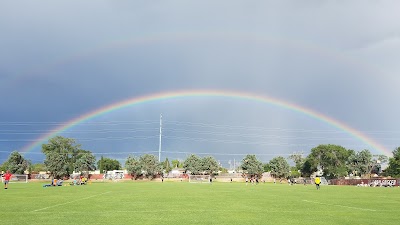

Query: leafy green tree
left=347, top=149, right=372, bottom=177
left=97, top=157, right=121, bottom=172
left=171, top=159, right=182, bottom=168
left=301, top=159, right=313, bottom=177
left=3, top=151, right=30, bottom=174
left=183, top=154, right=202, bottom=175
left=347, top=149, right=358, bottom=176
left=139, top=154, right=162, bottom=179
left=290, top=167, right=301, bottom=178
left=356, top=149, right=372, bottom=176
left=98, top=156, right=104, bottom=172
left=263, top=163, right=270, bottom=172
left=240, top=155, right=263, bottom=176
left=201, top=156, right=219, bottom=175
left=384, top=147, right=400, bottom=177
left=303, top=144, right=351, bottom=178
left=30, top=163, right=46, bottom=173
left=369, top=155, right=388, bottom=175
left=269, top=156, right=290, bottom=178
left=44, top=150, right=70, bottom=179
left=219, top=167, right=228, bottom=173
left=0, top=162, right=9, bottom=173
left=163, top=158, right=172, bottom=173
left=125, top=155, right=162, bottom=179
left=75, top=152, right=96, bottom=177
left=125, top=156, right=142, bottom=178
left=42, top=136, right=93, bottom=179
left=288, top=152, right=305, bottom=171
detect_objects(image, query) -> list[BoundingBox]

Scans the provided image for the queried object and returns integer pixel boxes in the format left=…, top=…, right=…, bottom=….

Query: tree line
left=1, top=136, right=400, bottom=179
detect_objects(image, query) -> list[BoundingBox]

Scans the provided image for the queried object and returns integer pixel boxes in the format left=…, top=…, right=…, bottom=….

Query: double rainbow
left=21, top=89, right=389, bottom=156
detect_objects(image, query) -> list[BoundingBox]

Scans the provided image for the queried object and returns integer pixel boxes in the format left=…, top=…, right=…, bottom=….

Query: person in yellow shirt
left=314, top=176, right=321, bottom=190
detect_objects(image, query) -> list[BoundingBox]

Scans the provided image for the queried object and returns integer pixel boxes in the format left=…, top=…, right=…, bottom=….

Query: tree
left=30, top=163, right=46, bottom=173
left=347, top=149, right=359, bottom=176
left=240, top=155, right=263, bottom=176
left=171, top=159, right=182, bottom=168
left=183, top=154, right=202, bottom=175
left=263, top=163, right=270, bottom=172
left=303, top=144, right=351, bottom=178
left=163, top=158, right=172, bottom=173
left=97, top=157, right=121, bottom=172
left=347, top=149, right=372, bottom=177
left=219, top=167, right=228, bottom=173
left=370, top=155, right=388, bottom=175
left=44, top=150, right=70, bottom=179
left=139, top=154, right=162, bottom=179
left=125, top=156, right=142, bottom=178
left=75, top=152, right=96, bottom=177
left=201, top=156, right=219, bottom=175
left=3, top=151, right=30, bottom=174
left=384, top=147, right=400, bottom=177
left=301, top=159, right=313, bottom=177
left=290, top=167, right=301, bottom=178
left=288, top=152, right=305, bottom=171
left=269, top=156, right=290, bottom=178
left=42, top=136, right=91, bottom=179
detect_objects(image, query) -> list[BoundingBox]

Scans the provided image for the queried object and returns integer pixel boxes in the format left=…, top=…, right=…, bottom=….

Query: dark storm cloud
left=1, top=1, right=399, bottom=163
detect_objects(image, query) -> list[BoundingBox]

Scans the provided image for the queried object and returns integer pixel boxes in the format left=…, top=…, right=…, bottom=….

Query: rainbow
left=21, top=89, right=389, bottom=156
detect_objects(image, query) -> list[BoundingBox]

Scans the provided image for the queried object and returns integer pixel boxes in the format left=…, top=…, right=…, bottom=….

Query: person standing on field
left=3, top=170, right=12, bottom=189
left=314, top=176, right=321, bottom=190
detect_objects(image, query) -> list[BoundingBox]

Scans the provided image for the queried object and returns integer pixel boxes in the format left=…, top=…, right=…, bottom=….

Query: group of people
left=245, top=176, right=261, bottom=185
left=70, top=176, right=88, bottom=185
left=42, top=176, right=88, bottom=187
left=3, top=169, right=324, bottom=190
left=43, top=178, right=64, bottom=187
left=248, top=175, right=322, bottom=190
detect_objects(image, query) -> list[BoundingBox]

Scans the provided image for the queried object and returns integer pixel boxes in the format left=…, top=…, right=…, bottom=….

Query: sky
left=1, top=1, right=400, bottom=167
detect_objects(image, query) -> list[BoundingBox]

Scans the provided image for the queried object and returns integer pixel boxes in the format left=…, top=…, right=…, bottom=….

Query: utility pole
left=158, top=114, right=162, bottom=162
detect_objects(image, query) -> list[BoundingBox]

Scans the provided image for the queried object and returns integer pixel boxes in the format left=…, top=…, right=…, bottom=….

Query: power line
left=0, top=120, right=159, bottom=125
left=1, top=120, right=400, bottom=134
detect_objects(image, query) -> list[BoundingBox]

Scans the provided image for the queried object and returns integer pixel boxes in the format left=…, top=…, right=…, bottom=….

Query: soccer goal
left=320, top=177, right=329, bottom=185
left=188, top=175, right=211, bottom=183
left=2, top=174, right=28, bottom=183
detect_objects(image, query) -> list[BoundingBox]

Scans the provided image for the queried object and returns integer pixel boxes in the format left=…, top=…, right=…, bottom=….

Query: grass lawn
left=0, top=181, right=399, bottom=225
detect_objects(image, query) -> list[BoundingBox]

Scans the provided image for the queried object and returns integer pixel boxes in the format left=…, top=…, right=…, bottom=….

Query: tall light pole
left=158, top=114, right=162, bottom=162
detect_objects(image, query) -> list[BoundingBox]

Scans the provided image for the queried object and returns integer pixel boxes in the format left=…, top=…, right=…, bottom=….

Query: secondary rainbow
left=9, top=32, right=381, bottom=86
left=21, top=89, right=389, bottom=156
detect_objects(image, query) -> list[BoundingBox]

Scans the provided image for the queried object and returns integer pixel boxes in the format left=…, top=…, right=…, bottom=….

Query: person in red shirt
left=3, top=170, right=12, bottom=189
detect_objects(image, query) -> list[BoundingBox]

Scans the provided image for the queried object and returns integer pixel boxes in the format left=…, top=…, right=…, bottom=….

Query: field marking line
left=32, top=191, right=112, bottom=212
left=302, top=200, right=377, bottom=212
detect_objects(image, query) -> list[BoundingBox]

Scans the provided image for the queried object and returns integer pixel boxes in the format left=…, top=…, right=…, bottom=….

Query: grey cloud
left=1, top=1, right=399, bottom=162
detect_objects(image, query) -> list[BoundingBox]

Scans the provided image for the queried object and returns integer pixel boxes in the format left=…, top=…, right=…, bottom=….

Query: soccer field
left=0, top=181, right=399, bottom=225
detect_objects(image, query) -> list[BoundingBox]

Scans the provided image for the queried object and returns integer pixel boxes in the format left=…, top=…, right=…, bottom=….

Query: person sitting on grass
left=56, top=179, right=63, bottom=186
left=43, top=178, right=57, bottom=187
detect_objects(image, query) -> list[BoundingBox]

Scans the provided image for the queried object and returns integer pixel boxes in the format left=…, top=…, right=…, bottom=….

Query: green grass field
left=0, top=181, right=399, bottom=225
